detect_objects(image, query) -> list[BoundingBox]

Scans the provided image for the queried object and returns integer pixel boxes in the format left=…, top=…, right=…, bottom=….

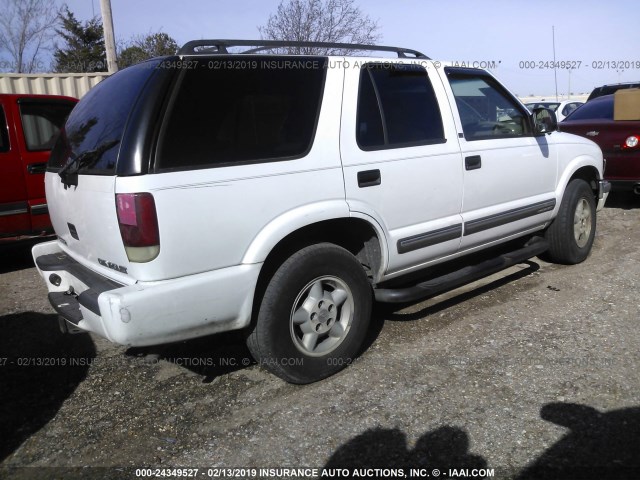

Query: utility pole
left=552, top=26, right=558, bottom=102
left=100, top=0, right=118, bottom=73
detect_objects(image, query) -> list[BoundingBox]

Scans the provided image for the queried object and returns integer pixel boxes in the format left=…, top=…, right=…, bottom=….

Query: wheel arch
left=253, top=217, right=385, bottom=286
left=555, top=160, right=602, bottom=213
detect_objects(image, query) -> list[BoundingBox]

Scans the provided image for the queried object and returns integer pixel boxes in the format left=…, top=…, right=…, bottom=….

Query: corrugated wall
left=0, top=73, right=109, bottom=99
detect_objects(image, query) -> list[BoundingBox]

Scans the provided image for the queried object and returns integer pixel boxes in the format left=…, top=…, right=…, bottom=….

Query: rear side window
left=564, top=97, right=613, bottom=120
left=357, top=64, right=445, bottom=150
left=49, top=61, right=157, bottom=173
left=0, top=106, right=9, bottom=152
left=19, top=102, right=74, bottom=151
left=156, top=56, right=326, bottom=170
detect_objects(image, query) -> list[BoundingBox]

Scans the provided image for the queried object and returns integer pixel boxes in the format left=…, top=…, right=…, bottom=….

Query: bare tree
left=0, top=0, right=60, bottom=73
left=259, top=0, right=381, bottom=55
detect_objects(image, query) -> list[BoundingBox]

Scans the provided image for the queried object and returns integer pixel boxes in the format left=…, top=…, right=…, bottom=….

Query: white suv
left=33, top=40, right=610, bottom=383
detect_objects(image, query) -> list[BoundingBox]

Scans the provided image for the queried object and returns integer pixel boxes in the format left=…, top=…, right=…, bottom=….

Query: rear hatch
left=560, top=119, right=640, bottom=156
left=46, top=59, right=175, bottom=283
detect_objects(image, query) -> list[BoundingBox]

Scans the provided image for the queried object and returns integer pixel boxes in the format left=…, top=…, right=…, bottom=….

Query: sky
left=39, top=0, right=640, bottom=96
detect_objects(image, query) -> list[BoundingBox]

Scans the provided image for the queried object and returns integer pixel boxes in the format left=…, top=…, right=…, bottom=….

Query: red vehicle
left=0, top=94, right=77, bottom=242
left=560, top=94, right=640, bottom=192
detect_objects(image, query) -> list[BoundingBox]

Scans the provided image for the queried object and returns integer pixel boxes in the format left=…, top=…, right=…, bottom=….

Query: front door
left=443, top=68, right=557, bottom=250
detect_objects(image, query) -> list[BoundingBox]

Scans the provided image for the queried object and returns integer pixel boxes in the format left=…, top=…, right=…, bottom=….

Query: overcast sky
left=63, top=0, right=639, bottom=96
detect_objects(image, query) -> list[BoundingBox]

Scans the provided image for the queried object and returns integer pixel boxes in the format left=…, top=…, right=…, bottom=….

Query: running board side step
left=374, top=238, right=548, bottom=303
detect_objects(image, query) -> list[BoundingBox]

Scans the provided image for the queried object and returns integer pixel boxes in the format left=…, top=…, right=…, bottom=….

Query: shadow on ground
left=0, top=240, right=44, bottom=275
left=325, top=425, right=486, bottom=473
left=517, top=402, right=640, bottom=479
left=325, top=402, right=640, bottom=478
left=0, top=312, right=96, bottom=462
left=379, top=260, right=540, bottom=323
left=604, top=191, right=640, bottom=210
left=126, top=330, right=256, bottom=383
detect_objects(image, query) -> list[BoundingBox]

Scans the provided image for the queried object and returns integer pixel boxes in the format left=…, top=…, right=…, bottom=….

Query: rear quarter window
left=49, top=61, right=159, bottom=173
left=155, top=56, right=326, bottom=171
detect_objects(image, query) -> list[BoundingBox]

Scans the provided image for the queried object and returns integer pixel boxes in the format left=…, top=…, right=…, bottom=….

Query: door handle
left=27, top=162, right=47, bottom=174
left=357, top=169, right=381, bottom=188
left=465, top=155, right=482, bottom=171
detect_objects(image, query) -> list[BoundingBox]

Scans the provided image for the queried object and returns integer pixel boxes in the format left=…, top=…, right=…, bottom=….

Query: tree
left=119, top=32, right=178, bottom=68
left=53, top=6, right=106, bottom=73
left=259, top=0, right=381, bottom=54
left=0, top=0, right=60, bottom=73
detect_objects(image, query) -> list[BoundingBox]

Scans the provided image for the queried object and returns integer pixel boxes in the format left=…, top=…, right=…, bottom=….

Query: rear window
left=356, top=63, right=445, bottom=150
left=49, top=61, right=158, bottom=173
left=526, top=102, right=560, bottom=112
left=155, top=56, right=326, bottom=170
left=564, top=97, right=613, bottom=121
left=19, top=101, right=75, bottom=151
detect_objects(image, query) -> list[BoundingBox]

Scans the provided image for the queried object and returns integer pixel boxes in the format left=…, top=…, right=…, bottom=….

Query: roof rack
left=178, top=39, right=429, bottom=59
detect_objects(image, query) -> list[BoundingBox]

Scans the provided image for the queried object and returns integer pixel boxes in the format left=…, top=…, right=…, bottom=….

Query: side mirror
left=533, top=107, right=558, bottom=135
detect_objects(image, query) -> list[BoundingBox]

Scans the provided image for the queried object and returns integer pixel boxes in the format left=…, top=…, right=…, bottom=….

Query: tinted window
left=156, top=57, right=326, bottom=170
left=447, top=70, right=530, bottom=140
left=19, top=102, right=74, bottom=151
left=49, top=61, right=158, bottom=173
left=564, top=97, right=613, bottom=121
left=0, top=106, right=8, bottom=152
left=356, top=64, right=445, bottom=150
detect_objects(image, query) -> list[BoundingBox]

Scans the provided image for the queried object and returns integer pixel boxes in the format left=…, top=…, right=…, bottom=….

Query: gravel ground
left=1, top=193, right=639, bottom=480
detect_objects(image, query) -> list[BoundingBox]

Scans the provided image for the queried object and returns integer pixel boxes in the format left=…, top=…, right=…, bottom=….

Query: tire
left=247, top=243, right=372, bottom=384
left=544, top=179, right=596, bottom=264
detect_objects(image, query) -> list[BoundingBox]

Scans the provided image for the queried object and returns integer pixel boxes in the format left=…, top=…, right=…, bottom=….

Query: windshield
left=49, top=61, right=159, bottom=174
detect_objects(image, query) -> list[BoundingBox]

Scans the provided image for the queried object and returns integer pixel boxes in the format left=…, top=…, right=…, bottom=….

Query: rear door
left=0, top=97, right=30, bottom=237
left=340, top=61, right=464, bottom=276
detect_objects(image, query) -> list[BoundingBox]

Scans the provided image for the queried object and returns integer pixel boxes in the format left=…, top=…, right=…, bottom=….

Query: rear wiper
left=58, top=139, right=119, bottom=188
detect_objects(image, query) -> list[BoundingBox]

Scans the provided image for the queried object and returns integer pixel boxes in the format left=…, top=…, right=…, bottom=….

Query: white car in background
left=525, top=100, right=584, bottom=121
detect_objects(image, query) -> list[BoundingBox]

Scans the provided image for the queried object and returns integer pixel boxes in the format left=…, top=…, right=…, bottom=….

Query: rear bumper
left=609, top=180, right=640, bottom=192
left=32, top=241, right=261, bottom=346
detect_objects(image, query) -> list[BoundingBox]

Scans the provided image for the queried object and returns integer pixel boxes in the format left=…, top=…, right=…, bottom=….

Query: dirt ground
left=1, top=193, right=639, bottom=480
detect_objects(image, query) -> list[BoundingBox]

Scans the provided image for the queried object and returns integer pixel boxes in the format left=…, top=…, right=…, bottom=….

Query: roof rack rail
left=178, top=39, right=429, bottom=59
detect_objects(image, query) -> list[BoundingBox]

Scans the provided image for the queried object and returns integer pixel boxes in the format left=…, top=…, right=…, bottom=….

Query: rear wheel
left=544, top=179, right=596, bottom=264
left=247, top=243, right=372, bottom=384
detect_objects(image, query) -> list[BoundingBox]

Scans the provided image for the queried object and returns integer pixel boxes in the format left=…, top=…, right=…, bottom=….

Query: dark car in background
left=587, top=82, right=640, bottom=102
left=560, top=94, right=640, bottom=192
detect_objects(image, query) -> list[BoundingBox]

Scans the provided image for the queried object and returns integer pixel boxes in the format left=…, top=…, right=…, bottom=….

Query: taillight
left=116, top=193, right=160, bottom=263
left=623, top=135, right=639, bottom=149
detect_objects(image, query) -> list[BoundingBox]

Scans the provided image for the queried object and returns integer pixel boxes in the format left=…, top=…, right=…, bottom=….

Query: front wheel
left=247, top=243, right=372, bottom=384
left=544, top=179, right=596, bottom=264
